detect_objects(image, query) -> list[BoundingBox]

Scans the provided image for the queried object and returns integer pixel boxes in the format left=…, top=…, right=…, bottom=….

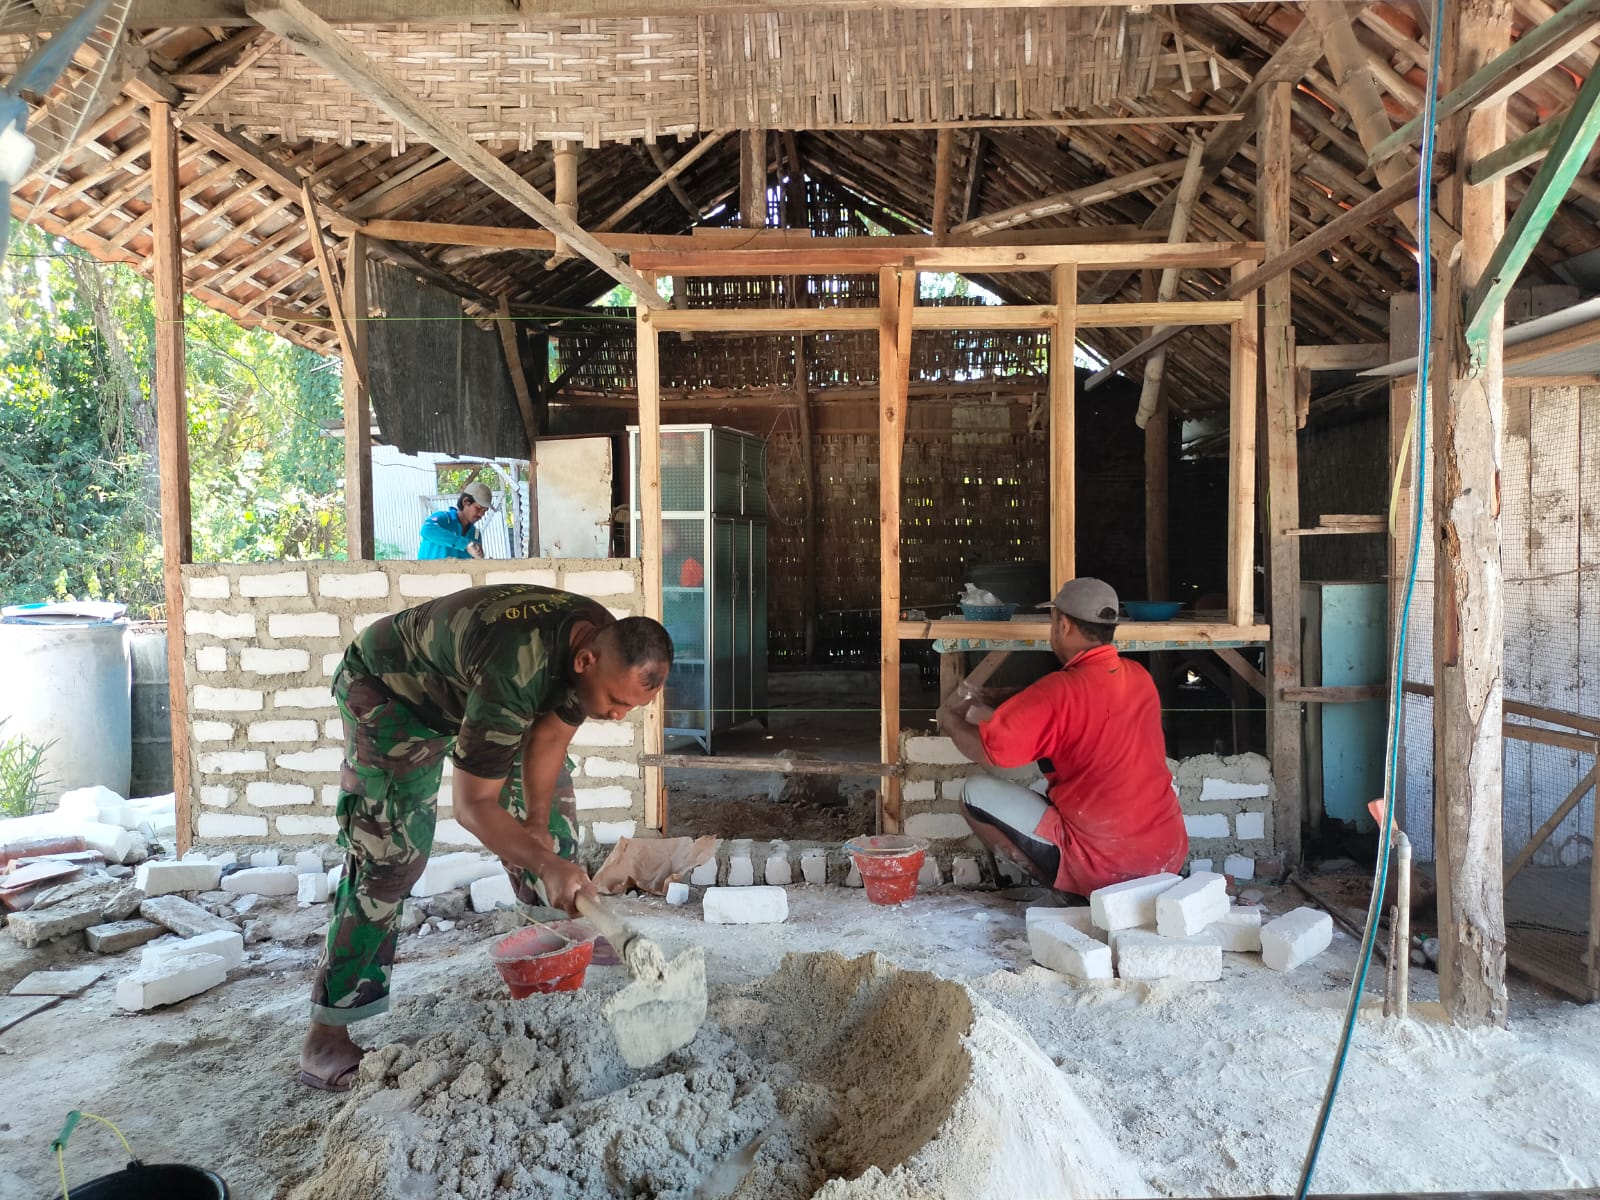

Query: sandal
left=298, top=1059, right=362, bottom=1093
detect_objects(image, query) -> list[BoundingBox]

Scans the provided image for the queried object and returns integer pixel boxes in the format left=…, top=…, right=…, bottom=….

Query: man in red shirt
left=938, top=577, right=1186, bottom=897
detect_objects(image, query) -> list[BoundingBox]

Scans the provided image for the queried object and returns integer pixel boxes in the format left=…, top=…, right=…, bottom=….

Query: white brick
left=135, top=861, right=223, bottom=896
left=1223, top=854, right=1256, bottom=881
left=188, top=575, right=230, bottom=600
left=324, top=718, right=344, bottom=741
left=690, top=857, right=720, bottom=887
left=918, top=857, right=942, bottom=888
left=1025, top=906, right=1103, bottom=940
left=248, top=720, right=319, bottom=743
left=904, top=737, right=970, bottom=765
left=764, top=851, right=792, bottom=886
left=800, top=850, right=828, bottom=885
left=1156, top=872, right=1231, bottom=938
left=269, top=612, right=342, bottom=639
left=410, top=852, right=499, bottom=897
left=904, top=812, right=972, bottom=841
left=398, top=572, right=472, bottom=597
left=321, top=785, right=341, bottom=807
left=241, top=647, right=311, bottom=674
left=485, top=568, right=557, bottom=587
left=951, top=856, right=982, bottom=886
left=240, top=570, right=309, bottom=597
left=322, top=653, right=343, bottom=676
left=246, top=782, right=314, bottom=808
left=195, top=646, right=227, bottom=673
left=433, top=819, right=482, bottom=846
left=571, top=722, right=635, bottom=748
left=1029, top=920, right=1114, bottom=981
left=278, top=815, right=339, bottom=837
left=1261, top=907, right=1333, bottom=971
left=297, top=873, right=330, bottom=904
left=726, top=841, right=754, bottom=886
left=317, top=572, right=391, bottom=599
left=583, top=757, right=639, bottom=779
left=143, top=930, right=244, bottom=971
left=1235, top=811, right=1267, bottom=841
left=469, top=872, right=516, bottom=912
left=1114, top=930, right=1222, bottom=982
left=197, top=751, right=267, bottom=775
left=703, top=886, right=788, bottom=924
left=900, top=780, right=936, bottom=802
left=1211, top=905, right=1263, bottom=953
left=294, top=850, right=324, bottom=873
left=574, top=785, right=632, bottom=811
left=187, top=610, right=255, bottom=639
left=1200, top=778, right=1271, bottom=802
left=590, top=820, right=635, bottom=844
left=352, top=613, right=389, bottom=633
left=193, top=687, right=264, bottom=713
left=1183, top=814, right=1231, bottom=840
left=666, top=881, right=690, bottom=905
left=561, top=568, right=635, bottom=597
left=199, top=786, right=233, bottom=809
left=942, top=779, right=969, bottom=800
left=1189, top=858, right=1214, bottom=874
left=1090, top=873, right=1182, bottom=931
left=193, top=721, right=234, bottom=743
left=277, top=748, right=344, bottom=773
left=222, top=866, right=300, bottom=896
left=274, top=687, right=334, bottom=710
left=250, top=849, right=281, bottom=867
left=116, top=952, right=228, bottom=1011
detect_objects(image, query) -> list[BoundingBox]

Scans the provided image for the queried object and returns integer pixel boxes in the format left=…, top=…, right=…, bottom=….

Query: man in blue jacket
left=418, top=481, right=494, bottom=559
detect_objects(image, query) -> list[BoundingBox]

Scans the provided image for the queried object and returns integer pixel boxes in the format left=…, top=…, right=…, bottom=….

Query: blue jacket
left=418, top=507, right=482, bottom=560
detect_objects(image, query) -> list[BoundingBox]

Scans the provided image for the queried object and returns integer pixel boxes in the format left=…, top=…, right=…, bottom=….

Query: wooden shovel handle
left=573, top=892, right=635, bottom=956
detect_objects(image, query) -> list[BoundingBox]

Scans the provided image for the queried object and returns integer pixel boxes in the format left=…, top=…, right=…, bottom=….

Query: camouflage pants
left=309, top=668, right=578, bottom=1026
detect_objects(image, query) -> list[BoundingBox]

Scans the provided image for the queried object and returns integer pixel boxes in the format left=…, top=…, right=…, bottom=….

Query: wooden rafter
left=950, top=158, right=1191, bottom=237
left=598, top=130, right=729, bottom=232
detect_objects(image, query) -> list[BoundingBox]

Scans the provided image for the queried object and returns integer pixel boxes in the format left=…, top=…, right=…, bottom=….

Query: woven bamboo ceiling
left=5, top=0, right=1598, bottom=414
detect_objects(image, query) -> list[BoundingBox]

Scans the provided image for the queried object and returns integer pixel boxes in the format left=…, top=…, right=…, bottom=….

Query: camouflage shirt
left=342, top=585, right=613, bottom=778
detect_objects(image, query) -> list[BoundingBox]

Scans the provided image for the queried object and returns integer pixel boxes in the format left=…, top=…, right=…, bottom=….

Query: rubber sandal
left=298, top=1061, right=361, bottom=1093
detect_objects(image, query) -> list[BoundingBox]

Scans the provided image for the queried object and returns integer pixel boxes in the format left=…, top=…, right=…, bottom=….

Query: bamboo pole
left=878, top=267, right=914, bottom=835
left=342, top=232, right=373, bottom=560
left=1050, top=264, right=1078, bottom=586
left=636, top=274, right=666, bottom=831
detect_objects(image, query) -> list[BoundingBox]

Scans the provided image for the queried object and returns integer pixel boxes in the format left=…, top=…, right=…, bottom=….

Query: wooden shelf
left=897, top=616, right=1270, bottom=652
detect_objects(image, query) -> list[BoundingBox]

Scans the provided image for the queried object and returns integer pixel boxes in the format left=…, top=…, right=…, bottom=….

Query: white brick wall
left=277, top=815, right=339, bottom=837
left=195, top=646, right=227, bottom=673
left=571, top=722, right=635, bottom=747
left=273, top=687, right=334, bottom=710
left=240, top=570, right=308, bottom=597
left=196, top=751, right=266, bottom=774
left=241, top=647, right=310, bottom=674
left=188, top=610, right=255, bottom=638
left=248, top=719, right=319, bottom=742
left=904, top=736, right=971, bottom=766
left=562, top=569, right=635, bottom=596
left=318, top=572, right=391, bottom=599
left=268, top=612, right=341, bottom=639
left=198, top=813, right=267, bottom=838
left=247, top=781, right=315, bottom=808
left=192, top=721, right=233, bottom=743
left=189, top=576, right=230, bottom=600
left=485, top=568, right=557, bottom=587
left=398, top=572, right=472, bottom=597
left=277, top=748, right=343, bottom=772
left=200, top=786, right=233, bottom=808
left=575, top=786, right=632, bottom=811
left=583, top=757, right=638, bottom=779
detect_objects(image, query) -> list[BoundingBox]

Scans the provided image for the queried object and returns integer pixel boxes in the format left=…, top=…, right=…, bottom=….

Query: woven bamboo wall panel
left=196, top=9, right=1166, bottom=148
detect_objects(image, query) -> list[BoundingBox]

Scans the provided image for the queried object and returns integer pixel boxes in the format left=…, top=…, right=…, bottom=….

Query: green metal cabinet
left=1301, top=580, right=1387, bottom=832
left=629, top=425, right=768, bottom=751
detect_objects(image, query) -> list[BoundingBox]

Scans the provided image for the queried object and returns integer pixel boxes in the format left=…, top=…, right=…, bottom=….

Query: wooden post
left=1050, top=264, right=1078, bottom=585
left=878, top=266, right=914, bottom=835
left=152, top=102, right=193, bottom=855
left=794, top=335, right=820, bottom=663
left=636, top=275, right=667, bottom=831
left=1433, top=0, right=1511, bottom=1026
left=1259, top=81, right=1303, bottom=868
left=1142, top=285, right=1170, bottom=600
left=1388, top=293, right=1420, bottom=834
left=740, top=128, right=767, bottom=228
left=931, top=129, right=953, bottom=245
left=1227, top=262, right=1259, bottom=628
left=343, top=232, right=374, bottom=560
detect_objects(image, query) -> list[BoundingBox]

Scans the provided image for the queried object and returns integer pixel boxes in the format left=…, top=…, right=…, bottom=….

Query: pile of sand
left=290, top=951, right=1145, bottom=1199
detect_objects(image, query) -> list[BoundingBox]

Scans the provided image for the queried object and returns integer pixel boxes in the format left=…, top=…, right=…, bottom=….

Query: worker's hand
left=539, top=855, right=596, bottom=916
left=467, top=542, right=484, bottom=559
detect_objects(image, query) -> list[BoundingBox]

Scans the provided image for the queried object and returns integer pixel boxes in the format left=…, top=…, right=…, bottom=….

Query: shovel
left=574, top=893, right=707, bottom=1067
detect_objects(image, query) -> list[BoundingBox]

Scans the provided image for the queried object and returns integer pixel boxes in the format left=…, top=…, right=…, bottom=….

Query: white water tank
left=0, top=601, right=131, bottom=804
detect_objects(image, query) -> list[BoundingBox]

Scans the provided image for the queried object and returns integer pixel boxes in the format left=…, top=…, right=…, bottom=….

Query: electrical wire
left=1293, top=0, right=1446, bottom=1193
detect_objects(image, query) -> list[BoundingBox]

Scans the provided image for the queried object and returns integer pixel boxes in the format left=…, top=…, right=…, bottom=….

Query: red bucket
left=845, top=835, right=927, bottom=906
left=491, top=922, right=596, bottom=998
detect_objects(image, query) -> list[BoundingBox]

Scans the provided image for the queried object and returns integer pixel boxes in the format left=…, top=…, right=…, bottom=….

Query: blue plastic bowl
left=1122, top=600, right=1183, bottom=621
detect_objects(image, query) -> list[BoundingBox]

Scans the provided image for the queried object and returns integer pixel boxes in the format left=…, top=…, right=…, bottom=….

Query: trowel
left=574, top=893, right=707, bottom=1067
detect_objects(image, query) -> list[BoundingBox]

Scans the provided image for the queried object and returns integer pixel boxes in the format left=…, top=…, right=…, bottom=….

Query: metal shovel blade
left=601, top=944, right=708, bottom=1068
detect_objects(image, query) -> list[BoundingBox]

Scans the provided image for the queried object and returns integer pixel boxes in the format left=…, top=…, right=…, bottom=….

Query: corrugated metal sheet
left=367, top=262, right=528, bottom=459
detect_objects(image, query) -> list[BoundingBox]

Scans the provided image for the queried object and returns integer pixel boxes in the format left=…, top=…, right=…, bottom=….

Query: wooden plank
left=1389, top=293, right=1420, bottom=836
left=1216, top=647, right=1268, bottom=697
left=1296, top=343, right=1389, bottom=372
left=181, top=121, right=363, bottom=236
left=629, top=242, right=1262, bottom=277
left=1050, top=264, right=1077, bottom=587
left=1465, top=63, right=1600, bottom=350
left=879, top=266, right=915, bottom=836
left=151, top=103, right=193, bottom=857
left=1468, top=120, right=1563, bottom=187
left=301, top=182, right=366, bottom=394
left=643, top=755, right=902, bottom=776
left=173, top=32, right=279, bottom=124
left=1134, top=139, right=1206, bottom=427
left=1260, top=80, right=1303, bottom=870
left=649, top=308, right=881, bottom=334
left=950, top=159, right=1189, bottom=238
left=1281, top=685, right=1386, bottom=703
left=1078, top=301, right=1242, bottom=328
left=1504, top=762, right=1599, bottom=883
left=497, top=297, right=537, bottom=449
left=596, top=130, right=730, bottom=233
left=247, top=0, right=664, bottom=308
left=1404, top=681, right=1600, bottom=740
left=1142, top=271, right=1170, bottom=609
left=931, top=129, right=953, bottom=246
left=897, top=617, right=1271, bottom=643
left=1372, top=0, right=1600, bottom=166
left=636, top=281, right=665, bottom=831
left=960, top=131, right=986, bottom=224
left=910, top=305, right=1057, bottom=330
left=1227, top=262, right=1259, bottom=628
left=342, top=232, right=373, bottom=560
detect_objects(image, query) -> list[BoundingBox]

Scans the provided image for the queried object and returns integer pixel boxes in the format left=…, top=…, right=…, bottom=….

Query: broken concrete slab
left=0, top=994, right=60, bottom=1033
left=85, top=919, right=165, bottom=954
left=101, top=883, right=145, bottom=921
left=6, top=903, right=106, bottom=948
left=139, top=895, right=241, bottom=938
left=143, top=930, right=244, bottom=972
left=10, top=965, right=106, bottom=997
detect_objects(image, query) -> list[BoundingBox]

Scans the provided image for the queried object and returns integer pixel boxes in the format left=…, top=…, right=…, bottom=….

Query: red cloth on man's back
left=978, top=643, right=1186, bottom=894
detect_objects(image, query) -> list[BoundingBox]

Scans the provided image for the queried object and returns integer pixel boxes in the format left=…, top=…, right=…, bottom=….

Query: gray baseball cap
left=462, top=482, right=495, bottom=510
left=1043, top=577, right=1120, bottom=624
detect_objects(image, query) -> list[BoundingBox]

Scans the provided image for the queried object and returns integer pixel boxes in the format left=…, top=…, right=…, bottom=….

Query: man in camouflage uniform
left=298, top=584, right=672, bottom=1091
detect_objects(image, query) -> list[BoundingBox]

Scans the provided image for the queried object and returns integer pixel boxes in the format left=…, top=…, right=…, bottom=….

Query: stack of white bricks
left=181, top=561, right=648, bottom=848
left=116, top=928, right=246, bottom=1011
left=1025, top=872, right=1333, bottom=984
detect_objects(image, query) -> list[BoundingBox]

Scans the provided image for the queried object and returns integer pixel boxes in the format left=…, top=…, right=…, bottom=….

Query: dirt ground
left=3, top=881, right=1599, bottom=1199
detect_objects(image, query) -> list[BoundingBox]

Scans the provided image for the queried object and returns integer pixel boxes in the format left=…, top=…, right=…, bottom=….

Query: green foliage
left=0, top=719, right=55, bottom=818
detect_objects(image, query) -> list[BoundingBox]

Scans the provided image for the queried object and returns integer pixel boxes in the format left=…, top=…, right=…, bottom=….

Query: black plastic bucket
left=53, top=1162, right=227, bottom=1199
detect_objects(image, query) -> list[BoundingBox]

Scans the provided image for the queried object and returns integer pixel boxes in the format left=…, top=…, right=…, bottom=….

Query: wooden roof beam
left=598, top=130, right=729, bottom=233
left=950, top=158, right=1191, bottom=237
left=248, top=0, right=664, bottom=307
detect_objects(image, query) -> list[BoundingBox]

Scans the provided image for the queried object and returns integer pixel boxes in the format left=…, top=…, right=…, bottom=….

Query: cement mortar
left=289, top=951, right=1143, bottom=1199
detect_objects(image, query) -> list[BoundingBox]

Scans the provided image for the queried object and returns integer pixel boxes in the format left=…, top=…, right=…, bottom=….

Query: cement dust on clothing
left=3, top=886, right=1600, bottom=1197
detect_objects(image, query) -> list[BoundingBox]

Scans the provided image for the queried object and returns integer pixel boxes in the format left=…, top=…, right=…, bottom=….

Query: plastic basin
left=1121, top=600, right=1183, bottom=621
left=53, top=1163, right=227, bottom=1199
left=845, top=835, right=928, bottom=905
left=491, top=923, right=596, bottom=998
